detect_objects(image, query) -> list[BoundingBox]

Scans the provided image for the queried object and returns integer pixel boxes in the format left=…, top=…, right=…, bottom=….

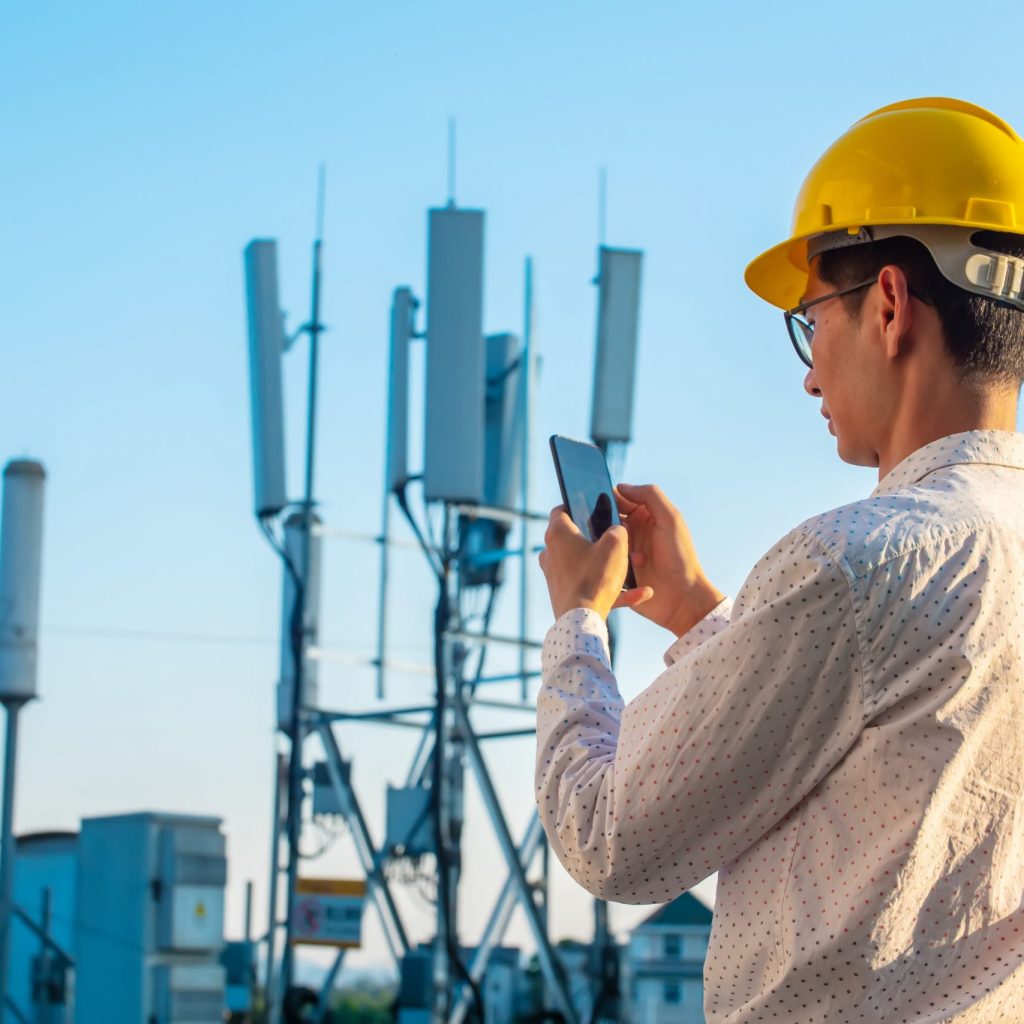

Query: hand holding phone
left=613, top=482, right=727, bottom=637
left=549, top=435, right=636, bottom=589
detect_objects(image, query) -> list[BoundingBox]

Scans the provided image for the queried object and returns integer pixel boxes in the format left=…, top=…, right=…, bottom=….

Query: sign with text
left=291, top=878, right=366, bottom=947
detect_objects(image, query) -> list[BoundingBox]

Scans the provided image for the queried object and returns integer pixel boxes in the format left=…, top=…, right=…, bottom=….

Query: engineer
left=535, top=97, right=1024, bottom=1022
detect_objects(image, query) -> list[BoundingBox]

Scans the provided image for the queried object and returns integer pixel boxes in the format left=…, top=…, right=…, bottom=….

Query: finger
left=599, top=524, right=628, bottom=551
left=613, top=586, right=655, bottom=610
left=613, top=485, right=641, bottom=514
left=630, top=549, right=648, bottom=568
left=546, top=508, right=580, bottom=547
left=617, top=482, right=674, bottom=517
left=621, top=503, right=652, bottom=536
left=547, top=506, right=582, bottom=538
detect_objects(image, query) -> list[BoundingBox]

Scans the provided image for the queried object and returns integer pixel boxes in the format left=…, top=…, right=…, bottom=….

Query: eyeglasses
left=783, top=278, right=878, bottom=369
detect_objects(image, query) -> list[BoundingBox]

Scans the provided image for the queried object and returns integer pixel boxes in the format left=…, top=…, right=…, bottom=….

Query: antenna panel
left=424, top=208, right=486, bottom=503
left=484, top=333, right=523, bottom=510
left=590, top=246, right=643, bottom=445
left=244, top=240, right=288, bottom=517
left=0, top=460, right=46, bottom=701
left=277, top=512, right=322, bottom=733
left=386, top=287, right=415, bottom=492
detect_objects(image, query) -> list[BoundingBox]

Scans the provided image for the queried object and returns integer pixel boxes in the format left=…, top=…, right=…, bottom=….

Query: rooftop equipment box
left=75, top=812, right=227, bottom=1023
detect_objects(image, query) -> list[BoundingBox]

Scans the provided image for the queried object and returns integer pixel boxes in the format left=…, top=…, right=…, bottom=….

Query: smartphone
left=549, top=434, right=636, bottom=589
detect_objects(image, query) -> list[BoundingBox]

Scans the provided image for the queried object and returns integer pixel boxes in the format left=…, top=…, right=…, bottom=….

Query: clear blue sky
left=4, top=0, right=1024, bottom=978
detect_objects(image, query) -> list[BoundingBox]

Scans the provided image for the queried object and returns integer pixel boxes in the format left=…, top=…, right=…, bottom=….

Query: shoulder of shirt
left=786, top=474, right=1005, bottom=583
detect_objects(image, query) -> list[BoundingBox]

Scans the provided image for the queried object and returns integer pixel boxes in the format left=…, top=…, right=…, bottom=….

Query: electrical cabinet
left=75, top=812, right=226, bottom=1022
left=151, top=964, right=225, bottom=1024
left=155, top=825, right=227, bottom=952
left=385, top=785, right=433, bottom=858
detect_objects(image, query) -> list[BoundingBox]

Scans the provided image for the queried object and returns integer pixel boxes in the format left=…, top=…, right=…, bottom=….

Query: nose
left=803, top=367, right=821, bottom=397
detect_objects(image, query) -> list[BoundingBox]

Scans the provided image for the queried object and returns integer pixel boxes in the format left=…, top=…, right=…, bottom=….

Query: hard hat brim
left=744, top=236, right=811, bottom=311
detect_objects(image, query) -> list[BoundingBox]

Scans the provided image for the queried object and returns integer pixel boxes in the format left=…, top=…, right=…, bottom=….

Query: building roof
left=635, top=892, right=713, bottom=929
left=15, top=831, right=77, bottom=853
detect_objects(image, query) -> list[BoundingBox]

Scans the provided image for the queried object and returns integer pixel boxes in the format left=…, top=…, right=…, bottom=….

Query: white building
left=622, top=892, right=712, bottom=1024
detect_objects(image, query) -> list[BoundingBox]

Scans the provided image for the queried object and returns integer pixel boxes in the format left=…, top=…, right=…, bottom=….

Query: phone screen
left=550, top=436, right=620, bottom=540
left=550, top=435, right=636, bottom=588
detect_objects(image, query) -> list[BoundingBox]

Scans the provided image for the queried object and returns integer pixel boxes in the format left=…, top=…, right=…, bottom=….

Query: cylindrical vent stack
left=276, top=512, right=322, bottom=733
left=0, top=461, right=46, bottom=703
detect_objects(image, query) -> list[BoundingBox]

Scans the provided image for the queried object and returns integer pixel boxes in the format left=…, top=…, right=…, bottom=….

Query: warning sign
left=291, top=878, right=366, bottom=947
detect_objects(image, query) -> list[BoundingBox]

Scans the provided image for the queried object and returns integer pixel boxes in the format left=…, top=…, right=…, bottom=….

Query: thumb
left=600, top=524, right=628, bottom=549
left=613, top=585, right=655, bottom=611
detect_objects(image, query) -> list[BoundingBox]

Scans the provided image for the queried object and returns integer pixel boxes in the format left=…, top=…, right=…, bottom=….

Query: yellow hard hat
left=745, top=98, right=1024, bottom=310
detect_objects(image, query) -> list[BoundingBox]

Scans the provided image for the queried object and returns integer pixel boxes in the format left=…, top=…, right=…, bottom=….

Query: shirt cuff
left=541, top=607, right=612, bottom=679
left=662, top=596, right=734, bottom=666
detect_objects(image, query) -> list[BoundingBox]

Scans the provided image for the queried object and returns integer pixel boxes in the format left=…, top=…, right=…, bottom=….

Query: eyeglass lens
left=786, top=313, right=814, bottom=368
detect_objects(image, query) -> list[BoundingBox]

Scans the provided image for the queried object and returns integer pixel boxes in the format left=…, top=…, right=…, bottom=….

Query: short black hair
left=815, top=231, right=1024, bottom=387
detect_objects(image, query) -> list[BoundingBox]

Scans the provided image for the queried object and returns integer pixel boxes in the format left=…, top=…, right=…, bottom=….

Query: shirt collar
left=871, top=430, right=1024, bottom=498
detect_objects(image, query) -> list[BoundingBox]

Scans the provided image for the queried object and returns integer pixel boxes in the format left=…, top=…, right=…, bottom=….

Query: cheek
left=812, top=332, right=854, bottom=426
left=813, top=317, right=856, bottom=391
left=811, top=333, right=838, bottom=394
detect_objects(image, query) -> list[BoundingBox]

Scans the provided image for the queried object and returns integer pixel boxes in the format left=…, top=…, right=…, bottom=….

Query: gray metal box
left=311, top=758, right=352, bottom=816
left=75, top=812, right=227, bottom=1022
left=151, top=963, right=225, bottom=1023
left=156, top=825, right=227, bottom=952
left=385, top=785, right=433, bottom=857
left=591, top=246, right=643, bottom=444
left=424, top=208, right=486, bottom=503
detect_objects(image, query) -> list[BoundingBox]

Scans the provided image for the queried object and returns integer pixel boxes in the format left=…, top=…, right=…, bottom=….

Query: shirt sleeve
left=662, top=596, right=734, bottom=666
left=534, top=528, right=867, bottom=904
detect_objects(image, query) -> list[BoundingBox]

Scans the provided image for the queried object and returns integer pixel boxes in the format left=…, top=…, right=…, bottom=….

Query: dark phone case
left=549, top=435, right=636, bottom=590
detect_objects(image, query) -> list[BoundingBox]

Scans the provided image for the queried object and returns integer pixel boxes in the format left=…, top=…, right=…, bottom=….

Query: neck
left=877, top=378, right=1018, bottom=480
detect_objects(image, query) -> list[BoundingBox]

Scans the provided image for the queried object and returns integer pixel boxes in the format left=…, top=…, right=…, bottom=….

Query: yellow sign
left=296, top=878, right=367, bottom=897
left=292, top=878, right=366, bottom=948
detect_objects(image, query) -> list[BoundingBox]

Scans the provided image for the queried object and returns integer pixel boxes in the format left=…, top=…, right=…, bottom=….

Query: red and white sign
left=291, top=878, right=365, bottom=948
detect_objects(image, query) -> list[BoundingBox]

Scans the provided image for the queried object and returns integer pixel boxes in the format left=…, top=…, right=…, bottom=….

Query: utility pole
left=244, top=168, right=328, bottom=1024
left=0, top=460, right=46, bottom=1023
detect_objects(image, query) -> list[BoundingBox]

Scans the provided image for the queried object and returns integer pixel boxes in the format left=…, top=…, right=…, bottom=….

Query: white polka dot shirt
left=536, top=430, right=1024, bottom=1022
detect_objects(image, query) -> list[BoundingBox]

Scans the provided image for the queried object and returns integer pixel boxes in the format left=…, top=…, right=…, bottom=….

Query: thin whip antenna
left=316, top=162, right=327, bottom=242
left=447, top=118, right=457, bottom=207
left=598, top=166, right=607, bottom=249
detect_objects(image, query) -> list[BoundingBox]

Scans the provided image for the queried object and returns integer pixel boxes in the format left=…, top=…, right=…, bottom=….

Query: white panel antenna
left=590, top=246, right=643, bottom=445
left=0, top=460, right=46, bottom=702
left=386, top=287, right=416, bottom=493
left=484, top=333, right=523, bottom=510
left=244, top=240, right=288, bottom=517
left=424, top=208, right=486, bottom=503
left=276, top=511, right=322, bottom=733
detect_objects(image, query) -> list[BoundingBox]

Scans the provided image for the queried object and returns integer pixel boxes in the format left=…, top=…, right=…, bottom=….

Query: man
left=535, top=98, right=1024, bottom=1022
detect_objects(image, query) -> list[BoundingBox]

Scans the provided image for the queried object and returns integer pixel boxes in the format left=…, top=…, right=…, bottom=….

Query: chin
left=835, top=433, right=879, bottom=468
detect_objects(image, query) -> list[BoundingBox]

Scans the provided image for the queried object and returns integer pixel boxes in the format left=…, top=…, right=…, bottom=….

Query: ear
left=876, top=265, right=913, bottom=360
